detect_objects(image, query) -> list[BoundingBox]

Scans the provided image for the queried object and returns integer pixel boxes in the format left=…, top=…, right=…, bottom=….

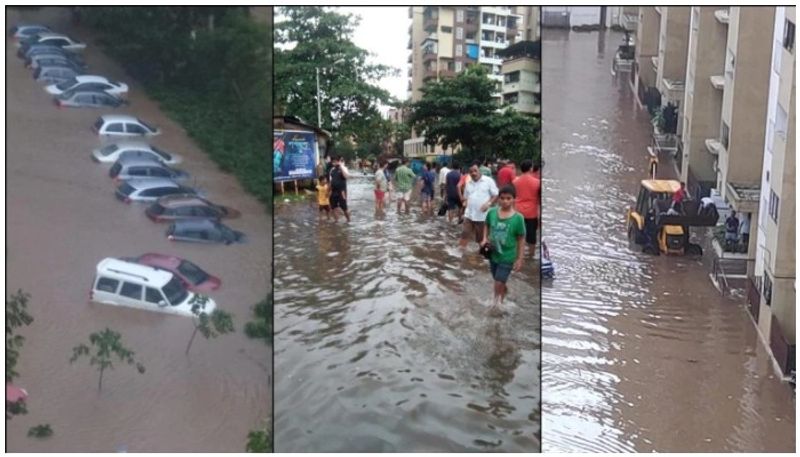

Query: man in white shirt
left=438, top=163, right=450, bottom=200
left=460, top=162, right=499, bottom=248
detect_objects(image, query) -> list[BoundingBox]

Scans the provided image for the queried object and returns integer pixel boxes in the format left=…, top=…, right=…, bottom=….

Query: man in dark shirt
left=328, top=155, right=351, bottom=223
left=445, top=161, right=463, bottom=224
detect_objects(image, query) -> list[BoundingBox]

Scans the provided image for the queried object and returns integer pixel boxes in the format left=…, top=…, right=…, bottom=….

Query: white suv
left=91, top=258, right=216, bottom=317
left=93, top=115, right=161, bottom=137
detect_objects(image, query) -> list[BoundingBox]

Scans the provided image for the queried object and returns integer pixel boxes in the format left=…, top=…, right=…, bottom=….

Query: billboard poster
left=274, top=130, right=318, bottom=182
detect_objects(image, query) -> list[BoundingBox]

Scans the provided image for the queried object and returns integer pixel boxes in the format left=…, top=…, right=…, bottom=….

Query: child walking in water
left=316, top=176, right=332, bottom=221
left=482, top=185, right=526, bottom=312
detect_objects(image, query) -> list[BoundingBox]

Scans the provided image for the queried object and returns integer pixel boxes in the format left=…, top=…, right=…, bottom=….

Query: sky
left=337, top=7, right=411, bottom=110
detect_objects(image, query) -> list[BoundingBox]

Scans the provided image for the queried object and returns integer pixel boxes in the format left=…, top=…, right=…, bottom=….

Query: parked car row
left=11, top=23, right=243, bottom=318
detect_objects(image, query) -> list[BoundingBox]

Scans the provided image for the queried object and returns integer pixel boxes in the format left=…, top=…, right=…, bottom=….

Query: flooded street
left=6, top=8, right=271, bottom=452
left=274, top=176, right=540, bottom=451
left=541, top=30, right=795, bottom=452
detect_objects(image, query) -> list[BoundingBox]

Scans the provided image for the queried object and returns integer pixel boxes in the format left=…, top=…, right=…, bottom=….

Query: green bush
left=244, top=294, right=272, bottom=344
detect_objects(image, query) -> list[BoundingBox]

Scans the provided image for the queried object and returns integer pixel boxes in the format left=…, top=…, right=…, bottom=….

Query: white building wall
left=755, top=7, right=784, bottom=281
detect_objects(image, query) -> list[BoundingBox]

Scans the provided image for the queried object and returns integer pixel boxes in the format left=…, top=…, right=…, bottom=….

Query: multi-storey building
left=498, top=40, right=540, bottom=115
left=405, top=6, right=534, bottom=157
left=680, top=7, right=728, bottom=192
left=752, top=6, right=795, bottom=376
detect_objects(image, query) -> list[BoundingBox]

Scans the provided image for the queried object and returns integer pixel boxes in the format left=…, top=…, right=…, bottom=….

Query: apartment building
left=680, top=7, right=728, bottom=191
left=752, top=6, right=795, bottom=376
left=406, top=6, right=533, bottom=157
left=655, top=7, right=690, bottom=117
left=498, top=40, right=541, bottom=115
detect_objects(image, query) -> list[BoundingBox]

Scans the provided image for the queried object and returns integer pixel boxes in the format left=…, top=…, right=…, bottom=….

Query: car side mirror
left=158, top=301, right=167, bottom=307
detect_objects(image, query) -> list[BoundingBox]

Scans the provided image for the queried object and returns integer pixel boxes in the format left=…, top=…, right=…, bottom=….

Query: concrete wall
left=439, top=8, right=455, bottom=59
left=720, top=7, right=774, bottom=191
left=636, top=7, right=661, bottom=89
left=658, top=7, right=690, bottom=85
left=682, top=7, right=727, bottom=183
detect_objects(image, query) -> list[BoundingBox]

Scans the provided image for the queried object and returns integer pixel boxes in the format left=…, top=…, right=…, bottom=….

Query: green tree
left=6, top=290, right=33, bottom=381
left=82, top=7, right=272, bottom=208
left=409, top=65, right=498, bottom=154
left=244, top=293, right=272, bottom=344
left=70, top=328, right=145, bottom=392
left=275, top=7, right=396, bottom=155
left=245, top=421, right=272, bottom=452
left=186, top=297, right=235, bottom=355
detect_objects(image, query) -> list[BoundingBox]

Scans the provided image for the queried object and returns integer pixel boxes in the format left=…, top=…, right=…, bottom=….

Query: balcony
left=407, top=53, right=412, bottom=64
left=710, top=75, right=725, bottom=90
left=407, top=37, right=412, bottom=50
left=423, top=15, right=438, bottom=33
left=704, top=138, right=724, bottom=156
left=622, top=13, right=639, bottom=31
left=422, top=51, right=437, bottom=64
left=714, top=9, right=729, bottom=25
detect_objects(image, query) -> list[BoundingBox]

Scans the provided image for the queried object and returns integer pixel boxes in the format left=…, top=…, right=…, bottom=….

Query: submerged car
left=166, top=219, right=246, bottom=245
left=9, top=24, right=51, bottom=41
left=26, top=52, right=86, bottom=71
left=46, top=75, right=128, bottom=96
left=115, top=178, right=197, bottom=203
left=55, top=89, right=128, bottom=108
left=91, top=257, right=216, bottom=317
left=19, top=32, right=85, bottom=52
left=109, top=158, right=188, bottom=182
left=145, top=194, right=240, bottom=222
left=93, top=115, right=160, bottom=137
left=32, top=64, right=78, bottom=85
left=92, top=141, right=181, bottom=165
left=132, top=253, right=221, bottom=293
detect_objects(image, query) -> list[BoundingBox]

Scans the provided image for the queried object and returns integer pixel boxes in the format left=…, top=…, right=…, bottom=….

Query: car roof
left=36, top=32, right=72, bottom=40
left=112, top=141, right=153, bottom=150
left=97, top=258, right=173, bottom=288
left=158, top=194, right=210, bottom=207
left=173, top=219, right=219, bottom=230
left=138, top=253, right=182, bottom=268
left=116, top=157, right=166, bottom=167
left=37, top=64, right=77, bottom=72
left=124, top=178, right=180, bottom=189
left=74, top=75, right=110, bottom=84
left=101, top=114, right=140, bottom=122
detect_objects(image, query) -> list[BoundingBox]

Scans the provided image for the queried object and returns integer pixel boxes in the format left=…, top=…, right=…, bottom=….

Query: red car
left=134, top=253, right=221, bottom=293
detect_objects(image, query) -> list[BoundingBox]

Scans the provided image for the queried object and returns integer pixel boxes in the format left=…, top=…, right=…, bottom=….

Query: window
left=721, top=121, right=729, bottom=149
left=455, top=61, right=462, bottom=72
left=768, top=189, right=779, bottom=223
left=107, top=122, right=124, bottom=133
left=145, top=287, right=164, bottom=305
left=96, top=277, right=119, bottom=293
left=784, top=20, right=795, bottom=52
left=126, top=123, right=146, bottom=134
left=456, top=27, right=463, bottom=39
left=440, top=26, right=452, bottom=34
left=776, top=104, right=788, bottom=140
left=456, top=10, right=464, bottom=22
left=149, top=167, right=171, bottom=178
left=119, top=282, right=143, bottom=300
left=504, top=71, right=520, bottom=83
left=763, top=273, right=773, bottom=306
left=456, top=44, right=463, bottom=56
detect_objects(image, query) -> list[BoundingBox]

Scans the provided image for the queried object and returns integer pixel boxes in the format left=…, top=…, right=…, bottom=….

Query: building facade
left=753, top=6, right=795, bottom=376
left=406, top=6, right=537, bottom=157
left=499, top=40, right=541, bottom=115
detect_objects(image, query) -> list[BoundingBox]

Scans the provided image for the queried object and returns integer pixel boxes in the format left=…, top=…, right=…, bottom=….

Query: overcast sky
left=337, top=6, right=410, bottom=108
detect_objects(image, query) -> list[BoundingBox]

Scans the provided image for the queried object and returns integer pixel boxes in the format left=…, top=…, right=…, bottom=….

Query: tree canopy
left=409, top=65, right=540, bottom=164
left=274, top=7, right=397, bottom=160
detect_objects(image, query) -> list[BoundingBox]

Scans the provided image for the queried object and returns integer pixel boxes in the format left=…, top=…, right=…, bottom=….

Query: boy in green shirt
left=482, top=184, right=526, bottom=310
left=393, top=158, right=416, bottom=214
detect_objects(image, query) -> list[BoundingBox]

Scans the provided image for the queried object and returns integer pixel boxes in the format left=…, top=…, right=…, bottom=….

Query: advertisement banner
left=274, top=130, right=318, bottom=182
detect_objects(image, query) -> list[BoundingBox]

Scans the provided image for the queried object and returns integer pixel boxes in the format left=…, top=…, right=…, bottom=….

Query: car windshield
left=162, top=276, right=189, bottom=306
left=151, top=146, right=171, bottom=160
left=177, top=260, right=209, bottom=285
left=117, top=182, right=136, bottom=196
left=217, top=223, right=237, bottom=241
left=55, top=78, right=77, bottom=90
left=99, top=144, right=119, bottom=156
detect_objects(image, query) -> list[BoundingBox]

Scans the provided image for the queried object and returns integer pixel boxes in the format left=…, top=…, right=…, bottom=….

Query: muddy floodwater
left=541, top=30, right=795, bottom=452
left=6, top=8, right=271, bottom=452
left=274, top=177, right=540, bottom=451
